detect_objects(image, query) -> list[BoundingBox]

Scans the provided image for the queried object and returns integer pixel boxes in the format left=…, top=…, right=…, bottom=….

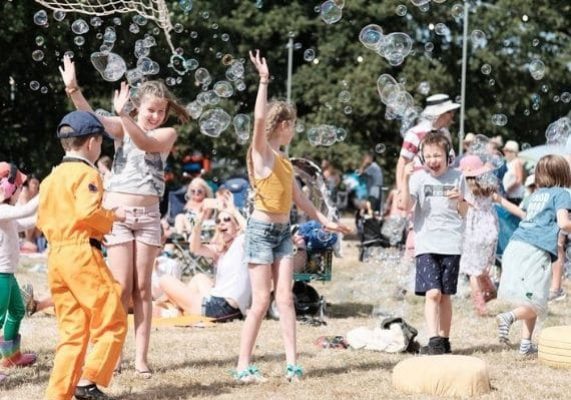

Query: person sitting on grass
left=158, top=200, right=250, bottom=322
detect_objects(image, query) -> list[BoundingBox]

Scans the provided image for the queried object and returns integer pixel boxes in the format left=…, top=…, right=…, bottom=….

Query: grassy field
left=3, top=237, right=571, bottom=400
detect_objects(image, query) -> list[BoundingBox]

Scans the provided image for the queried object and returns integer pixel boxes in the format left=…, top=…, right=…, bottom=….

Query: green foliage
left=0, top=0, right=569, bottom=184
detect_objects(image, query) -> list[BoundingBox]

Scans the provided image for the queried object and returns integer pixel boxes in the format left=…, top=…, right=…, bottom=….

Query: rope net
left=34, top=0, right=176, bottom=53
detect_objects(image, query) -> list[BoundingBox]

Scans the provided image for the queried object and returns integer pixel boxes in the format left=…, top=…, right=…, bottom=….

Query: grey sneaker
left=548, top=289, right=566, bottom=303
left=518, top=343, right=538, bottom=358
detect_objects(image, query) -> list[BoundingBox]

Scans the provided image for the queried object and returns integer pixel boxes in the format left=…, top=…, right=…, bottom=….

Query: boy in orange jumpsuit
left=37, top=111, right=127, bottom=400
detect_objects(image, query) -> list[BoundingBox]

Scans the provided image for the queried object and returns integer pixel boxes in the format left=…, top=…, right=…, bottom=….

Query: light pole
left=285, top=35, right=294, bottom=155
left=459, top=0, right=469, bottom=155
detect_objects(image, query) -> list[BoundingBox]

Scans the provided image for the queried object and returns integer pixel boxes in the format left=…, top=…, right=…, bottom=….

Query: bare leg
left=424, top=289, right=442, bottom=337
left=551, top=240, right=565, bottom=292
left=237, top=263, right=272, bottom=371
left=159, top=274, right=213, bottom=315
left=132, top=241, right=159, bottom=373
left=272, top=257, right=296, bottom=366
left=438, top=295, right=452, bottom=338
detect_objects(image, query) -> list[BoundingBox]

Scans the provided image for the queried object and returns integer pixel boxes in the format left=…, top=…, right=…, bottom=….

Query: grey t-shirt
left=409, top=168, right=467, bottom=256
left=364, top=162, right=383, bottom=199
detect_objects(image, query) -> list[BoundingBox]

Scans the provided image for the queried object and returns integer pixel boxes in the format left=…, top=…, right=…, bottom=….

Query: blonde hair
left=209, top=210, right=242, bottom=254
left=534, top=155, right=571, bottom=188
left=186, top=177, right=213, bottom=199
left=246, top=101, right=297, bottom=190
left=131, top=80, right=190, bottom=123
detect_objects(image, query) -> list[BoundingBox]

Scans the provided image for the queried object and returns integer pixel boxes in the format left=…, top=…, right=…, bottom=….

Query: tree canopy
left=1, top=0, right=569, bottom=183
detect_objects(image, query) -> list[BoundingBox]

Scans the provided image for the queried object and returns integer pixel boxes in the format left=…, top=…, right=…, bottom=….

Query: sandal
left=232, top=365, right=266, bottom=384
left=285, top=364, right=303, bottom=382
left=135, top=369, right=153, bottom=379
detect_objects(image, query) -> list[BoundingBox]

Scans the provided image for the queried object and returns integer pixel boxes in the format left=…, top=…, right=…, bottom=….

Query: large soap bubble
left=529, top=59, right=545, bottom=80
left=320, top=1, right=343, bottom=24
left=359, top=24, right=384, bottom=50
left=233, top=114, right=251, bottom=140
left=90, top=52, right=127, bottom=82
left=199, top=108, right=231, bottom=137
left=545, top=117, right=571, bottom=146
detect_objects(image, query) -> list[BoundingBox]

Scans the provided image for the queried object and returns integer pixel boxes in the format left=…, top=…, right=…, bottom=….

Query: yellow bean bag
left=392, top=355, right=491, bottom=397
left=539, top=326, right=571, bottom=369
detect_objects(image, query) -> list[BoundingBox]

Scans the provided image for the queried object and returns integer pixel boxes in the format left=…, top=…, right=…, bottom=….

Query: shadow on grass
left=306, top=359, right=399, bottom=378
left=326, top=302, right=373, bottom=318
left=454, top=343, right=511, bottom=355
left=118, top=381, right=233, bottom=399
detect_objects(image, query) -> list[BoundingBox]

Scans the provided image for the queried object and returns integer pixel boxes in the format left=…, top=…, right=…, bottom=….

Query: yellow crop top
left=254, top=150, right=293, bottom=214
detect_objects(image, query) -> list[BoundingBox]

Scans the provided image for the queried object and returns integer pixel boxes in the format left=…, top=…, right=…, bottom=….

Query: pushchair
left=355, top=212, right=407, bottom=262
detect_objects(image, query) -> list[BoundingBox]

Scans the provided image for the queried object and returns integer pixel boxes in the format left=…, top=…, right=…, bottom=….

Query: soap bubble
left=343, top=106, right=353, bottom=114
left=213, top=81, right=234, bottom=98
left=90, top=16, right=103, bottom=27
left=529, top=59, right=545, bottom=80
left=53, top=10, right=66, bottom=21
left=451, top=3, right=463, bottom=18
left=424, top=42, right=434, bottom=52
left=185, top=101, right=203, bottom=119
left=195, top=68, right=212, bottom=85
left=225, top=61, right=245, bottom=81
left=316, top=229, right=333, bottom=243
left=491, top=113, right=508, bottom=126
left=434, top=23, right=449, bottom=36
left=470, top=30, right=487, bottom=47
left=74, top=36, right=85, bottom=46
left=29, top=81, right=40, bottom=91
left=303, top=48, right=316, bottom=62
left=179, top=0, right=193, bottom=13
left=395, top=5, right=407, bottom=16
left=35, top=35, right=45, bottom=46
left=375, top=143, right=386, bottom=154
left=336, top=127, right=347, bottom=142
left=545, top=117, right=571, bottom=146
left=320, top=1, right=343, bottom=24
left=71, top=19, right=89, bottom=35
left=417, top=81, right=430, bottom=95
left=199, top=108, right=231, bottom=137
left=233, top=114, right=251, bottom=139
left=338, top=90, right=351, bottom=103
left=33, top=10, right=48, bottom=26
left=359, top=24, right=384, bottom=50
left=480, top=64, right=492, bottom=75
left=90, top=52, right=127, bottom=82
left=32, top=50, right=44, bottom=62
left=561, top=92, right=571, bottom=103
left=234, top=80, right=246, bottom=91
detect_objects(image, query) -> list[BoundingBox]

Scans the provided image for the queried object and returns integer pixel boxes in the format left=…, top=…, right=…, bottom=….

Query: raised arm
left=189, top=208, right=217, bottom=259
left=292, top=179, right=352, bottom=234
left=249, top=50, right=271, bottom=158
left=398, top=163, right=416, bottom=211
left=113, top=82, right=177, bottom=153
left=59, top=55, right=124, bottom=139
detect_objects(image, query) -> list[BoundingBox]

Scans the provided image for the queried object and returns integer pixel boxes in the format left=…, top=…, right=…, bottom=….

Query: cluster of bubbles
left=475, top=171, right=500, bottom=191
left=468, top=134, right=505, bottom=170
left=545, top=117, right=571, bottom=146
left=198, top=108, right=231, bottom=138
left=376, top=74, right=420, bottom=134
left=306, top=125, right=347, bottom=147
left=319, top=0, right=344, bottom=24
left=359, top=24, right=414, bottom=66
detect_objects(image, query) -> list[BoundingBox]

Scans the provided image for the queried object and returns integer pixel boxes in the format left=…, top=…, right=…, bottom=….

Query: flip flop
left=135, top=369, right=153, bottom=379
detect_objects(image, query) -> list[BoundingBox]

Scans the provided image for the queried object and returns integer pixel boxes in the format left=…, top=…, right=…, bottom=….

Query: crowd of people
left=0, top=49, right=569, bottom=399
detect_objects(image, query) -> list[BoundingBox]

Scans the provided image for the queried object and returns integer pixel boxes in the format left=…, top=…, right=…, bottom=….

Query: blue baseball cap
left=57, top=111, right=112, bottom=139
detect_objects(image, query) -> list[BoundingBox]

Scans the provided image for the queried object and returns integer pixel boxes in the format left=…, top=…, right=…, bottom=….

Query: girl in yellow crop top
left=234, top=50, right=352, bottom=383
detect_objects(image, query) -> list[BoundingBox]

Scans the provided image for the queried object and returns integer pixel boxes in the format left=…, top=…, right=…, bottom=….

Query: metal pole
left=285, top=36, right=294, bottom=155
left=459, top=0, right=469, bottom=155
left=286, top=37, right=293, bottom=103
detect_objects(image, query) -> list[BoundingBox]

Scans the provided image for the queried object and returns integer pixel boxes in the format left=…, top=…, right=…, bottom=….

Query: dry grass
left=4, top=235, right=571, bottom=399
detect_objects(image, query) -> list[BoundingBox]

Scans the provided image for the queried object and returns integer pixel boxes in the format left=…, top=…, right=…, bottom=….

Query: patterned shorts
left=415, top=253, right=461, bottom=296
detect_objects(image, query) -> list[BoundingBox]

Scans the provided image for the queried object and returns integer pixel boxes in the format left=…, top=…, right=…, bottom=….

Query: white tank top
left=105, top=134, right=168, bottom=197
left=502, top=159, right=525, bottom=199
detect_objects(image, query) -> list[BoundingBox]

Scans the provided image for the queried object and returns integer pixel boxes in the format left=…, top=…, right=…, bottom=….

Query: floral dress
left=460, top=195, right=499, bottom=277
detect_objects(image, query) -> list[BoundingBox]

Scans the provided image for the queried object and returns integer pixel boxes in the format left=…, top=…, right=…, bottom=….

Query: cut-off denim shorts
left=201, top=295, right=242, bottom=322
left=244, top=218, right=293, bottom=265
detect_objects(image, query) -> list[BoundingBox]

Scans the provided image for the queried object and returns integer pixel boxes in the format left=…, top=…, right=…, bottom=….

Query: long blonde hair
left=131, top=80, right=190, bottom=123
left=246, top=101, right=297, bottom=190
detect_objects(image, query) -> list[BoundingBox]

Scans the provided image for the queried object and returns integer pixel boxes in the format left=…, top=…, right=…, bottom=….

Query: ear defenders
left=418, top=134, right=453, bottom=166
left=0, top=163, right=19, bottom=200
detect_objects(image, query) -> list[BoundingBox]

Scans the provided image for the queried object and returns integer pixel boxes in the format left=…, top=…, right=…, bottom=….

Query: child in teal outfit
left=0, top=162, right=38, bottom=378
left=495, top=155, right=571, bottom=355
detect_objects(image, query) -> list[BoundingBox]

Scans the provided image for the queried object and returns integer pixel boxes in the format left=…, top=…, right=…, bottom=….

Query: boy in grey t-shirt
left=399, top=132, right=468, bottom=355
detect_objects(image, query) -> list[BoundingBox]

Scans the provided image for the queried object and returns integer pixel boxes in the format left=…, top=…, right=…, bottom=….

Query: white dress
left=460, top=196, right=499, bottom=276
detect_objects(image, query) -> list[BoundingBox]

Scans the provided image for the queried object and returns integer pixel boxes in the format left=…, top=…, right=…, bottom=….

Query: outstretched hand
left=58, top=54, right=78, bottom=89
left=249, top=49, right=269, bottom=80
left=113, top=82, right=131, bottom=116
left=323, top=220, right=353, bottom=235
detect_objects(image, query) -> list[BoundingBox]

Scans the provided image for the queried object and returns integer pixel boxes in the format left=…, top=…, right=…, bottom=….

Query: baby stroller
left=355, top=212, right=407, bottom=262
left=268, top=158, right=338, bottom=323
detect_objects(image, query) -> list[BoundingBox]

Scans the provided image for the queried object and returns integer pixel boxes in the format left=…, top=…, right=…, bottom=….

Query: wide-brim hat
left=421, top=94, right=460, bottom=117
left=459, top=155, right=492, bottom=177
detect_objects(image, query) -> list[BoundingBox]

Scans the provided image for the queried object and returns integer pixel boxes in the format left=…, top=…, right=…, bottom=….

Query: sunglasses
left=190, top=188, right=205, bottom=195
left=215, top=216, right=233, bottom=225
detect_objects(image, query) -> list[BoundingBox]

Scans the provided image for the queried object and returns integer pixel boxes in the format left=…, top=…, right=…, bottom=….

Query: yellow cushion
left=539, top=326, right=571, bottom=369
left=392, top=355, right=491, bottom=397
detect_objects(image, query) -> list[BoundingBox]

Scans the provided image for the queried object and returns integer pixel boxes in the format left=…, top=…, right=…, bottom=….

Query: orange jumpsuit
left=37, top=158, right=127, bottom=400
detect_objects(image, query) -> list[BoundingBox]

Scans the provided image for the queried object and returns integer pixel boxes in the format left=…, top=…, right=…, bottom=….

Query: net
left=34, top=0, right=176, bottom=53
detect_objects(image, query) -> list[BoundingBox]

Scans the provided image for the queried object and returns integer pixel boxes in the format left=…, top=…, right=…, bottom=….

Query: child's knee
left=425, top=289, right=442, bottom=302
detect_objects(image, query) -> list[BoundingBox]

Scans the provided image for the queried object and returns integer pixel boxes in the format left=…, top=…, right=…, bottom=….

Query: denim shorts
left=244, top=218, right=293, bottom=264
left=201, top=295, right=242, bottom=322
left=415, top=253, right=461, bottom=296
left=104, top=204, right=162, bottom=247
